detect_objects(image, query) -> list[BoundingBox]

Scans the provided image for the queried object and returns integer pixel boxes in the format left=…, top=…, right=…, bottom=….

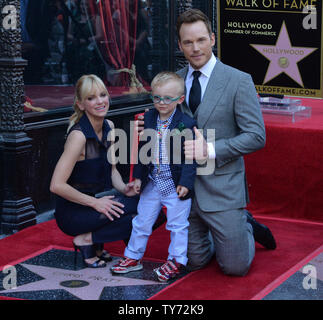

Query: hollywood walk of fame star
left=0, top=261, right=163, bottom=300
left=250, top=21, right=317, bottom=87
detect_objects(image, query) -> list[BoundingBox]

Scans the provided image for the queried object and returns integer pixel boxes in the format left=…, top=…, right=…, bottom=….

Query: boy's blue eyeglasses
left=150, top=94, right=182, bottom=105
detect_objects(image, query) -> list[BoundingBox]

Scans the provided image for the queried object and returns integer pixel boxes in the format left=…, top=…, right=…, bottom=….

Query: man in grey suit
left=176, top=9, right=275, bottom=276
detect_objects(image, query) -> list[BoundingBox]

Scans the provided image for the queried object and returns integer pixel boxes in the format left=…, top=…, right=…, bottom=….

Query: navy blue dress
left=54, top=113, right=139, bottom=243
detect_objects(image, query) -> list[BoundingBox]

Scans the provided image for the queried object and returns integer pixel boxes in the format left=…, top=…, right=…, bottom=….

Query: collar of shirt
left=156, top=108, right=177, bottom=130
left=78, top=112, right=110, bottom=147
left=185, top=54, right=217, bottom=105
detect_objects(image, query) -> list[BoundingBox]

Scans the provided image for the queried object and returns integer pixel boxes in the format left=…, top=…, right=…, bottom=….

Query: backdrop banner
left=217, top=0, right=323, bottom=98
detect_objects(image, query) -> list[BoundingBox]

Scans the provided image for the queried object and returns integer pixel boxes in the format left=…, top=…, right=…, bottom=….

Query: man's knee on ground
left=186, top=252, right=213, bottom=271
left=220, top=260, right=251, bottom=277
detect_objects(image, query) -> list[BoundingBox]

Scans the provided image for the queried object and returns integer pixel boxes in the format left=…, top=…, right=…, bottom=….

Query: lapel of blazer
left=177, top=61, right=229, bottom=127
left=168, top=108, right=182, bottom=132
left=177, top=67, right=193, bottom=117
left=197, top=60, right=228, bottom=128
left=145, top=109, right=158, bottom=130
left=141, top=110, right=158, bottom=159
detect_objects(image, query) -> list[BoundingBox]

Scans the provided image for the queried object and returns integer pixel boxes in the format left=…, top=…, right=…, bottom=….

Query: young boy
left=111, top=72, right=197, bottom=282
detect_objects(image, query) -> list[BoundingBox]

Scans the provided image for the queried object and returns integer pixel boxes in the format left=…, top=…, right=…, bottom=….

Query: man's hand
left=135, top=109, right=148, bottom=136
left=133, top=179, right=142, bottom=194
left=184, top=127, right=208, bottom=161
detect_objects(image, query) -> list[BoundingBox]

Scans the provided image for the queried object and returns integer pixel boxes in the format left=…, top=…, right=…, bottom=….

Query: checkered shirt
left=149, top=110, right=177, bottom=197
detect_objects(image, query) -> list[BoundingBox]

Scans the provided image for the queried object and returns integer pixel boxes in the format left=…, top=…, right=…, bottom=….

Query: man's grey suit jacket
left=177, top=60, right=266, bottom=213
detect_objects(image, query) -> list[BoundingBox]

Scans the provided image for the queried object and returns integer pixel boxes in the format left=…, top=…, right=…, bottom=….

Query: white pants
left=124, top=180, right=191, bottom=265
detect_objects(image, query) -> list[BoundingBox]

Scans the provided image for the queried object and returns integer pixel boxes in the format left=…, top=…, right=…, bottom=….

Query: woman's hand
left=123, top=181, right=138, bottom=197
left=93, top=196, right=124, bottom=221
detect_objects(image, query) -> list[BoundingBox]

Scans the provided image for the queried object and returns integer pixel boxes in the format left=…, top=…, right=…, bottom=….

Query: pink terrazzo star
left=1, top=262, right=161, bottom=300
left=250, top=21, right=317, bottom=87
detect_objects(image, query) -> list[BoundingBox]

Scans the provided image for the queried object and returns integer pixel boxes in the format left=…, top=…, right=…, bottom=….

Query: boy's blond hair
left=151, top=71, right=185, bottom=96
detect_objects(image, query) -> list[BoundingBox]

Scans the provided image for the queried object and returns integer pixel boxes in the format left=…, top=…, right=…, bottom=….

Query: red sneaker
left=110, top=257, right=143, bottom=274
left=153, top=259, right=182, bottom=282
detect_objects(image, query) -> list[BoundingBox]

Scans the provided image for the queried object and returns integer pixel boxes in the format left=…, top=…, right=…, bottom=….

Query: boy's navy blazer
left=133, top=108, right=197, bottom=199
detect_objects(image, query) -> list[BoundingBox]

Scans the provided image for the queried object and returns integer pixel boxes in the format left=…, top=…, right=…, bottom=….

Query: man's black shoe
left=246, top=211, right=277, bottom=250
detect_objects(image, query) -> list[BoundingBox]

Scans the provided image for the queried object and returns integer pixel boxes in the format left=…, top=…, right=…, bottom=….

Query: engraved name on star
left=250, top=21, right=317, bottom=87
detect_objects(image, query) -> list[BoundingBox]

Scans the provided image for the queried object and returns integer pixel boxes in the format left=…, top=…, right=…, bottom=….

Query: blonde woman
left=50, top=74, right=138, bottom=268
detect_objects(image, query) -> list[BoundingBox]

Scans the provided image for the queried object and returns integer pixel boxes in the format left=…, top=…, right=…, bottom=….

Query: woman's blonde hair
left=68, top=74, right=109, bottom=132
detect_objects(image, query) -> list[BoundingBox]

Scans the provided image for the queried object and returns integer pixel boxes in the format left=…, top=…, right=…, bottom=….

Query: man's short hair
left=176, top=9, right=213, bottom=41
